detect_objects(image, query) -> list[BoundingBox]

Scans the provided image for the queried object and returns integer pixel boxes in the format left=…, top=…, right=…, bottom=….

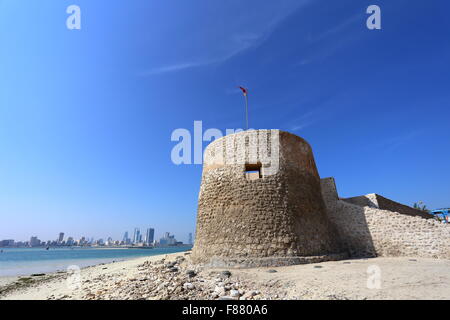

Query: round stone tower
left=191, top=130, right=343, bottom=267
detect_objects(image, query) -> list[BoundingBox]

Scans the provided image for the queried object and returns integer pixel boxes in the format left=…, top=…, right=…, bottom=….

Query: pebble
left=242, top=290, right=258, bottom=299
left=230, top=289, right=240, bottom=297
left=183, top=283, right=195, bottom=290
left=221, top=271, right=232, bottom=278
left=214, top=286, right=226, bottom=296
left=186, top=270, right=197, bottom=278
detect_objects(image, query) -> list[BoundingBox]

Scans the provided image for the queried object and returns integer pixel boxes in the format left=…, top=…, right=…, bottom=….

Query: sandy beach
left=0, top=252, right=175, bottom=300
left=2, top=251, right=450, bottom=300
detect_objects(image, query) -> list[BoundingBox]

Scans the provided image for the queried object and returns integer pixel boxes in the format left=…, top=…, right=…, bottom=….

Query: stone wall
left=191, top=130, right=343, bottom=267
left=343, top=194, right=432, bottom=219
left=321, top=177, right=450, bottom=259
left=375, top=194, right=433, bottom=219
left=191, top=129, right=450, bottom=267
left=341, top=194, right=378, bottom=208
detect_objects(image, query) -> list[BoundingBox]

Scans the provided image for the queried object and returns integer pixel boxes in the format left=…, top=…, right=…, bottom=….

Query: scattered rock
left=221, top=270, right=232, bottom=278
left=211, top=292, right=219, bottom=299
left=65, top=252, right=273, bottom=301
left=186, top=270, right=197, bottom=278
left=183, top=283, right=195, bottom=290
left=267, top=269, right=277, bottom=273
left=230, top=289, right=240, bottom=297
left=242, top=290, right=258, bottom=299
left=214, top=286, right=226, bottom=297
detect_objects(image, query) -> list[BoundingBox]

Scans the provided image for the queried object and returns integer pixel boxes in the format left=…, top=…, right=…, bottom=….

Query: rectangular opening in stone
left=245, top=163, right=262, bottom=180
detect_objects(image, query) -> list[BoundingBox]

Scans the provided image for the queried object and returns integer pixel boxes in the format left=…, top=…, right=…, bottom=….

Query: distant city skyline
left=1, top=228, right=194, bottom=246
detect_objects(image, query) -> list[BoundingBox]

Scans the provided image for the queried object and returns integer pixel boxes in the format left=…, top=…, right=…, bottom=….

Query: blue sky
left=0, top=0, right=449, bottom=243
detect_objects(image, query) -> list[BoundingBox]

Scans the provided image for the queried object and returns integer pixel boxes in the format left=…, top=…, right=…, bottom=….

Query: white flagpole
left=245, top=93, right=249, bottom=130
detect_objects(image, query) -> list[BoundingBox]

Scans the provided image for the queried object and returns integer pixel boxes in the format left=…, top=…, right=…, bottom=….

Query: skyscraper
left=66, top=237, right=74, bottom=246
left=188, top=233, right=193, bottom=245
left=123, top=231, right=129, bottom=244
left=57, top=232, right=64, bottom=244
left=159, top=232, right=176, bottom=245
left=29, top=236, right=40, bottom=247
left=145, top=228, right=154, bottom=245
left=133, top=228, right=140, bottom=244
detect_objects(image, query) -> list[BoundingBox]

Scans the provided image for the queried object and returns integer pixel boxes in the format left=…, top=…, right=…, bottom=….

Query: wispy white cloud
left=140, top=35, right=265, bottom=76
left=294, top=13, right=363, bottom=67
left=368, top=130, right=423, bottom=152
left=311, top=13, right=361, bottom=43
left=141, top=63, right=204, bottom=76
left=286, top=92, right=344, bottom=132
left=289, top=109, right=322, bottom=132
left=141, top=0, right=311, bottom=76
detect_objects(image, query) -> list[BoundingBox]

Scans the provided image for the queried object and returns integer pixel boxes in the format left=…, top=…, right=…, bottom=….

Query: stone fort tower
left=191, top=130, right=343, bottom=267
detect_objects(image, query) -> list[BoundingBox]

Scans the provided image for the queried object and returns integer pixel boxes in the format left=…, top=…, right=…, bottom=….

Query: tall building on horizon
left=123, top=231, right=129, bottom=244
left=159, top=232, right=176, bottom=246
left=133, top=228, right=140, bottom=244
left=145, top=228, right=154, bottom=245
left=29, top=236, right=40, bottom=247
left=57, top=232, right=64, bottom=244
left=188, top=233, right=193, bottom=245
left=66, top=237, right=74, bottom=246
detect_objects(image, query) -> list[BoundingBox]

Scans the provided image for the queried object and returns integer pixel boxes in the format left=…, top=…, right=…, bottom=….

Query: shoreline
left=0, top=246, right=192, bottom=279
left=0, top=251, right=182, bottom=300
left=2, top=255, right=450, bottom=300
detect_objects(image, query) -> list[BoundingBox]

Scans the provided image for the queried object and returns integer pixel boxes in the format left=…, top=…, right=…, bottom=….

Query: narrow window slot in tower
left=245, top=163, right=262, bottom=180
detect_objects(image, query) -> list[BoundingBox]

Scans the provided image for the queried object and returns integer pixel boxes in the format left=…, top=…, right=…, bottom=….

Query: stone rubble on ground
left=47, top=254, right=297, bottom=300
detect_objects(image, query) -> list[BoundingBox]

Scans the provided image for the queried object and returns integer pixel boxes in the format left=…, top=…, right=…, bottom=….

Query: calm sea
left=0, top=246, right=192, bottom=277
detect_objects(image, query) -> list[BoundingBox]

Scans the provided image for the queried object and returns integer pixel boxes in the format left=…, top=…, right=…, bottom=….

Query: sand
left=0, top=253, right=176, bottom=300
left=2, top=254, right=450, bottom=300
left=236, top=257, right=450, bottom=300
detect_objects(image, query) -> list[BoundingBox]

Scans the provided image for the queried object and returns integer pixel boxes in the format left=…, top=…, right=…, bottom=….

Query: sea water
left=0, top=246, right=191, bottom=277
